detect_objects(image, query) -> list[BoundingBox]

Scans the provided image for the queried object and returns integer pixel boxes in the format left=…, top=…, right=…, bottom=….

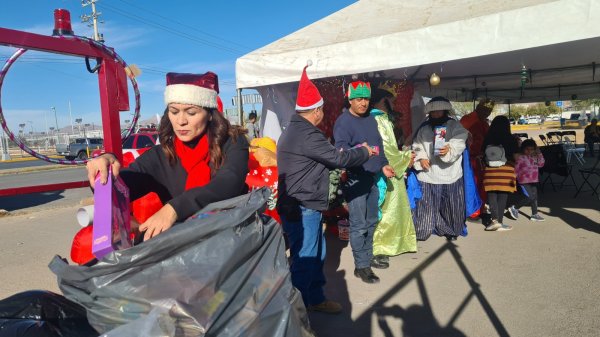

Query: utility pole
left=81, top=0, right=104, bottom=42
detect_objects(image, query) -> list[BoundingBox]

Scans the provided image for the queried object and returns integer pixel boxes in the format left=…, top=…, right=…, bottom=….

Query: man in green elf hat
left=333, top=81, right=396, bottom=284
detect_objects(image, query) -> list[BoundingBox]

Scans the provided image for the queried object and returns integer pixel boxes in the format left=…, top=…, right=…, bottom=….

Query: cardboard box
left=433, top=126, right=447, bottom=156
left=92, top=168, right=133, bottom=259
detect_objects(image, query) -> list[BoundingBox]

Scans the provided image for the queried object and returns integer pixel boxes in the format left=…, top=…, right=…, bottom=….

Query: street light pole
left=75, top=118, right=82, bottom=136
left=44, top=110, right=49, bottom=151
left=68, top=100, right=74, bottom=134
left=1, top=128, right=11, bottom=161
left=51, top=106, right=59, bottom=133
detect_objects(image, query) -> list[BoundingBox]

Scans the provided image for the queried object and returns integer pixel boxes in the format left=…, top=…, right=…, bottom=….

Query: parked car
left=90, top=131, right=159, bottom=159
left=527, top=116, right=542, bottom=124
left=509, top=117, right=516, bottom=125
left=56, top=137, right=103, bottom=160
left=122, top=131, right=159, bottom=157
left=518, top=118, right=528, bottom=125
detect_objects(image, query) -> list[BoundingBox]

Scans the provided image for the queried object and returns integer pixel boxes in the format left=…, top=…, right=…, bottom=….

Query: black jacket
left=121, top=134, right=249, bottom=221
left=277, top=114, right=369, bottom=215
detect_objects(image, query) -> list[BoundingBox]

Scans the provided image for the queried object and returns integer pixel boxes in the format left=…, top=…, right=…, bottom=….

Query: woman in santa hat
left=86, top=71, right=249, bottom=241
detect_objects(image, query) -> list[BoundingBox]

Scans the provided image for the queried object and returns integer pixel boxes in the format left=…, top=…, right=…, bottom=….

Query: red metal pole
left=0, top=181, right=90, bottom=197
left=0, top=23, right=133, bottom=194
left=1, top=26, right=129, bottom=162
left=98, top=59, right=124, bottom=163
left=0, top=27, right=106, bottom=58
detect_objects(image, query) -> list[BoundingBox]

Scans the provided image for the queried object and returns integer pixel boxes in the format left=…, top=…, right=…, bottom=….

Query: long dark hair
left=520, top=139, right=537, bottom=152
left=483, top=115, right=513, bottom=149
left=369, top=88, right=405, bottom=145
left=159, top=107, right=246, bottom=172
left=368, top=88, right=394, bottom=113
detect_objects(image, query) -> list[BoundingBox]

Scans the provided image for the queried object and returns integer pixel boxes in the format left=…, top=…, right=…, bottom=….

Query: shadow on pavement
left=311, top=240, right=510, bottom=337
left=308, top=232, right=354, bottom=334
left=0, top=191, right=66, bottom=211
left=538, top=160, right=600, bottom=235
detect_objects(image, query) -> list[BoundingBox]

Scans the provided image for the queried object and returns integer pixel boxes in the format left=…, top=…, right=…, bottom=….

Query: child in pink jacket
left=508, top=139, right=545, bottom=221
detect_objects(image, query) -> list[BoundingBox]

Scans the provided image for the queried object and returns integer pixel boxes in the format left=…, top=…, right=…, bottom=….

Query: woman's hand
left=438, top=144, right=451, bottom=156
left=382, top=165, right=396, bottom=178
left=86, top=153, right=121, bottom=188
left=139, top=203, right=178, bottom=241
left=419, top=159, right=431, bottom=171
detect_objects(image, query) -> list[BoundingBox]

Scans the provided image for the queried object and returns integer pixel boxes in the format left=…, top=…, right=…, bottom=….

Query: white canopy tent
left=236, top=0, right=600, bottom=137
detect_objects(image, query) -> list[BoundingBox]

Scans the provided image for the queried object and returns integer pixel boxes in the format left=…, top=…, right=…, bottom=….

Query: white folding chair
left=562, top=136, right=586, bottom=165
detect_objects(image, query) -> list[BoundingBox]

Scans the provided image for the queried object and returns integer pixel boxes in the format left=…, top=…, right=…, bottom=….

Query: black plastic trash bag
left=0, top=290, right=98, bottom=337
left=49, top=188, right=313, bottom=337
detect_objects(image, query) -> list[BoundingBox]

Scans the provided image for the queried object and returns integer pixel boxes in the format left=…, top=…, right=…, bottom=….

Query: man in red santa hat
left=277, top=62, right=374, bottom=314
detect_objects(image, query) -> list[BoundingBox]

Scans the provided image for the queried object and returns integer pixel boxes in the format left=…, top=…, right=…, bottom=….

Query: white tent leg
left=237, top=89, right=244, bottom=127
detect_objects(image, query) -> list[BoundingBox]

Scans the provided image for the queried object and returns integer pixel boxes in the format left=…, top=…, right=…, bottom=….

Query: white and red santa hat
left=295, top=61, right=323, bottom=111
left=164, top=72, right=219, bottom=109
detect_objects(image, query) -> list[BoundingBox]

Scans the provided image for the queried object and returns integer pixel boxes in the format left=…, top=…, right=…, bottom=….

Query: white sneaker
left=497, top=224, right=513, bottom=231
left=485, top=220, right=502, bottom=231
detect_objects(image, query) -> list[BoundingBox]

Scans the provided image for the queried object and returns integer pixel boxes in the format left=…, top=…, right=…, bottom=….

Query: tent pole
left=237, top=89, right=244, bottom=126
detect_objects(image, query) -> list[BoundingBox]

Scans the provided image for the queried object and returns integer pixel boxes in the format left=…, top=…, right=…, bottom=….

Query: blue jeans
left=281, top=206, right=326, bottom=306
left=343, top=173, right=379, bottom=269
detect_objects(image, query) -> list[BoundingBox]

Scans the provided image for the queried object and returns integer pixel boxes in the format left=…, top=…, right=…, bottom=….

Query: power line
left=0, top=57, right=236, bottom=86
left=115, top=0, right=251, bottom=51
left=96, top=2, right=245, bottom=55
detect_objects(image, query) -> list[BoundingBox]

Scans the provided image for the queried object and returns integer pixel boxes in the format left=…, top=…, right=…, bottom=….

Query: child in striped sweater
left=508, top=139, right=545, bottom=221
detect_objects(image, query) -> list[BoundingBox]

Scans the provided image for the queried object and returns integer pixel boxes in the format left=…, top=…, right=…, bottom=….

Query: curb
left=0, top=164, right=82, bottom=176
left=0, top=155, right=63, bottom=163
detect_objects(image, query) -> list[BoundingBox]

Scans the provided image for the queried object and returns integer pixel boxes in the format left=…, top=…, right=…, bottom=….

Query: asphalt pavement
left=0, top=163, right=598, bottom=337
left=0, top=159, right=55, bottom=170
left=0, top=165, right=88, bottom=215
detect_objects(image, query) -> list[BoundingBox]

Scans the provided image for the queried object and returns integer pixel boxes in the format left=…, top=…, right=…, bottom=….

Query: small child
left=508, top=139, right=545, bottom=221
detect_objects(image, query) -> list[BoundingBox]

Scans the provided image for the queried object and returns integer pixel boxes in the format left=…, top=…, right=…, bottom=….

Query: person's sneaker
left=497, top=224, right=513, bottom=231
left=371, top=255, right=389, bottom=269
left=485, top=220, right=502, bottom=231
left=530, top=214, right=545, bottom=222
left=354, top=267, right=380, bottom=284
left=507, top=206, right=519, bottom=220
left=308, top=300, right=342, bottom=314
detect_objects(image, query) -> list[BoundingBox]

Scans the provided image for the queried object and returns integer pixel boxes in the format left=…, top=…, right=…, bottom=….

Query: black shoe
left=445, top=235, right=457, bottom=241
left=481, top=213, right=492, bottom=227
left=354, top=267, right=380, bottom=283
left=371, top=255, right=389, bottom=269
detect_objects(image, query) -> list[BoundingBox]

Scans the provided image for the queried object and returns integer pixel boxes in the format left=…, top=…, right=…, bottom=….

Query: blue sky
left=0, top=0, right=355, bottom=133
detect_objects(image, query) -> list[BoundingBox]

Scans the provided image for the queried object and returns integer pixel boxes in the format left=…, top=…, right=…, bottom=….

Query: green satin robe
left=372, top=109, right=417, bottom=256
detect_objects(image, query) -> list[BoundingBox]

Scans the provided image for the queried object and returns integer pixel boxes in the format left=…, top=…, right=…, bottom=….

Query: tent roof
left=236, top=0, right=600, bottom=102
